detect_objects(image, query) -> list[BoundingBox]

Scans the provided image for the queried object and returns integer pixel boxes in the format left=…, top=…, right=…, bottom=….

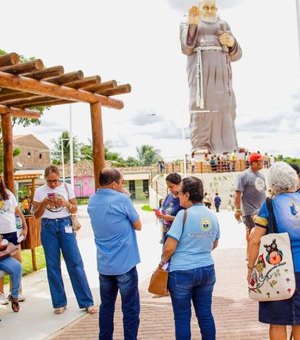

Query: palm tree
left=136, top=144, right=161, bottom=166
left=52, top=131, right=81, bottom=164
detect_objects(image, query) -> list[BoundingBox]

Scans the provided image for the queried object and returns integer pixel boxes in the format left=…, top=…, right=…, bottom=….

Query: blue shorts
left=1, top=231, right=18, bottom=246
left=259, top=272, right=300, bottom=325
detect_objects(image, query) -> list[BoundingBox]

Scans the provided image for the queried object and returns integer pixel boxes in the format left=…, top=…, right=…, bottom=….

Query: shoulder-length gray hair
left=268, top=162, right=299, bottom=194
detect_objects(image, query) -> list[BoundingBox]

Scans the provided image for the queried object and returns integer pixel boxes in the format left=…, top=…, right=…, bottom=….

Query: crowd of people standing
left=1, top=156, right=300, bottom=339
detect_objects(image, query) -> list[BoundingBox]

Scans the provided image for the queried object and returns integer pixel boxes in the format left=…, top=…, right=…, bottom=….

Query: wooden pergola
left=0, top=52, right=131, bottom=193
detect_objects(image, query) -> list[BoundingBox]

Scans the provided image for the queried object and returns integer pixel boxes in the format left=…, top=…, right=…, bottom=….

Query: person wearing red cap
left=234, top=153, right=266, bottom=260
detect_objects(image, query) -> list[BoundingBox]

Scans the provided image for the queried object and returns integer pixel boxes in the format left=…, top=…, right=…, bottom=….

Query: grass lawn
left=141, top=204, right=154, bottom=212
left=3, top=246, right=46, bottom=285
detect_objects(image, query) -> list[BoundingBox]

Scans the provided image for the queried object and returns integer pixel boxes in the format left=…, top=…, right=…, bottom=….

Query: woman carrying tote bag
left=247, top=162, right=300, bottom=339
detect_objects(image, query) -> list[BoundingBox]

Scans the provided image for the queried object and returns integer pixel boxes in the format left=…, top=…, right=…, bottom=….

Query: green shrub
left=141, top=204, right=154, bottom=212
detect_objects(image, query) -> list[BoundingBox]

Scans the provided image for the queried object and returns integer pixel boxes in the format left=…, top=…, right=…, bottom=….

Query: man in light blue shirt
left=88, top=168, right=142, bottom=340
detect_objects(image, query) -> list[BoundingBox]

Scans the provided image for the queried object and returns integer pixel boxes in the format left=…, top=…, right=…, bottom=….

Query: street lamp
left=296, top=0, right=300, bottom=64
left=61, top=139, right=65, bottom=183
left=69, top=104, right=74, bottom=188
left=50, top=138, right=70, bottom=183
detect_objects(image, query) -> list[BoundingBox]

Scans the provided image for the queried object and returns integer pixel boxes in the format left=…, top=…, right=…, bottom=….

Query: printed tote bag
left=248, top=198, right=295, bottom=302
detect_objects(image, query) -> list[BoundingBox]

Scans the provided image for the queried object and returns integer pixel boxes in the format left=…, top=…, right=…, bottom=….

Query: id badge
left=65, top=224, right=73, bottom=233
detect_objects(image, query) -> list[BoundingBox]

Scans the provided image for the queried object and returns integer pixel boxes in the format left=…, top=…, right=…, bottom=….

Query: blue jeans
left=41, top=217, right=94, bottom=309
left=99, top=266, right=140, bottom=340
left=0, top=256, right=22, bottom=298
left=168, top=264, right=216, bottom=340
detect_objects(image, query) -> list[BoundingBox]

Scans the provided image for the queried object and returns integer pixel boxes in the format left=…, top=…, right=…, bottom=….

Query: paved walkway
left=0, top=207, right=271, bottom=339
left=49, top=247, right=270, bottom=340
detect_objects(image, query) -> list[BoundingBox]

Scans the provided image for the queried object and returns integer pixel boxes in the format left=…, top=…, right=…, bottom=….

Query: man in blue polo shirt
left=88, top=167, right=142, bottom=340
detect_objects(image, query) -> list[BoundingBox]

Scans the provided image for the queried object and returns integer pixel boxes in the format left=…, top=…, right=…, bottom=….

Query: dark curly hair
left=165, top=172, right=181, bottom=185
left=181, top=176, right=204, bottom=203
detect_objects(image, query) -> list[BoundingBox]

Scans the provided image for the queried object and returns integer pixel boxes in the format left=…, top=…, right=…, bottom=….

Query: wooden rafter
left=0, top=105, right=41, bottom=118
left=0, top=51, right=132, bottom=192
left=0, top=71, right=124, bottom=109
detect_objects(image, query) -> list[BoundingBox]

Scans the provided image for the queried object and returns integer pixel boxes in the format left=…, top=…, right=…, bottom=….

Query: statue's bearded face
left=200, top=0, right=218, bottom=19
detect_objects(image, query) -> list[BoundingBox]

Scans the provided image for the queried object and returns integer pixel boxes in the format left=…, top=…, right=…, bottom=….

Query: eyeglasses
left=46, top=179, right=60, bottom=184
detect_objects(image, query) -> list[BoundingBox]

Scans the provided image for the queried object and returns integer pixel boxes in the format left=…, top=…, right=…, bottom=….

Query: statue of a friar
left=180, top=0, right=242, bottom=155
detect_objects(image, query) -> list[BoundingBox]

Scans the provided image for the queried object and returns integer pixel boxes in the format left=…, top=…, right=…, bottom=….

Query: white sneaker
left=0, top=293, right=8, bottom=305
left=18, top=294, right=26, bottom=302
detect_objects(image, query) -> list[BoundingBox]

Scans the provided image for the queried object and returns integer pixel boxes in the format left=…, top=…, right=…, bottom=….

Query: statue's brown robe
left=180, top=16, right=242, bottom=154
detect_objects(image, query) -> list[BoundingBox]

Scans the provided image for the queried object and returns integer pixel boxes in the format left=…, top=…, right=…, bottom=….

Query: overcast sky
left=3, top=0, right=300, bottom=160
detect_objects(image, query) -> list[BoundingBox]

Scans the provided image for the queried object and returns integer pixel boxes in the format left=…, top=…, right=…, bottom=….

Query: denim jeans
left=0, top=256, right=22, bottom=298
left=41, top=217, right=94, bottom=308
left=99, top=266, right=140, bottom=340
left=168, top=264, right=216, bottom=340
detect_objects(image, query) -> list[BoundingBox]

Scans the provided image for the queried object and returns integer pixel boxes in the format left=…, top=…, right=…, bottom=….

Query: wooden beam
left=0, top=59, right=44, bottom=75
left=45, top=71, right=84, bottom=85
left=90, top=102, right=105, bottom=189
left=0, top=66, right=66, bottom=99
left=0, top=71, right=124, bottom=109
left=83, top=80, right=117, bottom=93
left=16, top=99, right=75, bottom=108
left=99, top=84, right=131, bottom=96
left=0, top=53, right=20, bottom=67
left=3, top=95, right=57, bottom=107
left=23, top=66, right=64, bottom=81
left=1, top=112, right=14, bottom=193
left=0, top=91, right=38, bottom=101
left=0, top=105, right=41, bottom=118
left=0, top=88, right=19, bottom=96
left=64, top=75, right=101, bottom=89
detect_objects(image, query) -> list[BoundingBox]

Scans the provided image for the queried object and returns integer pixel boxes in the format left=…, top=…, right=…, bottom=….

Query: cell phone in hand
left=153, top=209, right=161, bottom=216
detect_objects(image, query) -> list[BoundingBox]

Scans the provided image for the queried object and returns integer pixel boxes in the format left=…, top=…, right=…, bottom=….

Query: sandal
left=54, top=306, right=66, bottom=315
left=8, top=295, right=20, bottom=313
left=85, top=305, right=98, bottom=314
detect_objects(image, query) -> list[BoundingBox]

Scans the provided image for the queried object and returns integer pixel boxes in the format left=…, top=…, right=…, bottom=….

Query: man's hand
left=218, top=32, right=235, bottom=48
left=188, top=5, right=201, bottom=25
left=234, top=210, right=242, bottom=222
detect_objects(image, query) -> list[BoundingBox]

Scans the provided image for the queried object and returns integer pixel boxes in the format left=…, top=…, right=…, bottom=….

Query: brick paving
left=49, top=248, right=270, bottom=340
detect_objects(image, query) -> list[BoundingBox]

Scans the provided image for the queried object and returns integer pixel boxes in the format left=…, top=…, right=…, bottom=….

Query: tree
left=0, top=49, right=50, bottom=171
left=136, top=144, right=161, bottom=166
left=0, top=49, right=49, bottom=128
left=125, top=157, right=142, bottom=167
left=79, top=139, right=141, bottom=167
left=80, top=139, right=93, bottom=161
left=52, top=131, right=81, bottom=164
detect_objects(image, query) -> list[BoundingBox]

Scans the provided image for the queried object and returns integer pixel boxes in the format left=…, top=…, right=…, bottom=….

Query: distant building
left=60, top=161, right=152, bottom=199
left=13, top=134, right=50, bottom=170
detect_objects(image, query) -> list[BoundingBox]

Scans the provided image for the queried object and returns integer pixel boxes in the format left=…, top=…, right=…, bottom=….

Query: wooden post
left=1, top=113, right=14, bottom=193
left=90, top=102, right=105, bottom=190
left=31, top=178, right=36, bottom=201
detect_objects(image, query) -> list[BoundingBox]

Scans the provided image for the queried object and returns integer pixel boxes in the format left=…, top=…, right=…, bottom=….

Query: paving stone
left=51, top=248, right=269, bottom=340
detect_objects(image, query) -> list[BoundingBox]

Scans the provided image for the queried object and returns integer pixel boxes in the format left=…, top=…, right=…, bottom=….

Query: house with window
left=13, top=134, right=51, bottom=170
left=60, top=161, right=152, bottom=200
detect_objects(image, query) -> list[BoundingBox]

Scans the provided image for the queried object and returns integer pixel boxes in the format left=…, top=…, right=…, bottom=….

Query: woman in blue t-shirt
left=248, top=162, right=300, bottom=339
left=160, top=176, right=220, bottom=340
